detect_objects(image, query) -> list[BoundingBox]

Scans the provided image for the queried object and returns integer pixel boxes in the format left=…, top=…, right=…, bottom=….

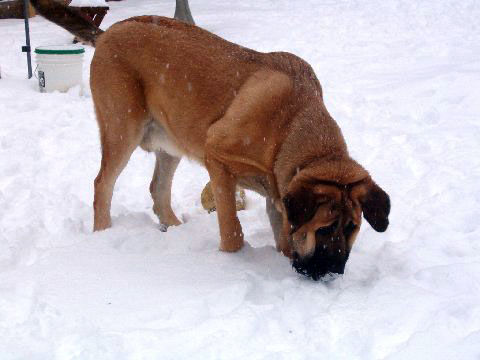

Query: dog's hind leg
left=150, top=150, right=182, bottom=230
left=93, top=111, right=145, bottom=231
left=92, top=66, right=147, bottom=231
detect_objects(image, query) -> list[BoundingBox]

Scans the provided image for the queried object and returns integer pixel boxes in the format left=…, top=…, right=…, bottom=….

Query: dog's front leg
left=205, top=155, right=244, bottom=252
left=279, top=217, right=293, bottom=258
left=266, top=198, right=293, bottom=258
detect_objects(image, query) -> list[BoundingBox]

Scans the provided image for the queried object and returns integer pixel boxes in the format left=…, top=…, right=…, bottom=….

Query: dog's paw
left=219, top=231, right=244, bottom=252
left=93, top=218, right=112, bottom=232
left=220, top=241, right=244, bottom=252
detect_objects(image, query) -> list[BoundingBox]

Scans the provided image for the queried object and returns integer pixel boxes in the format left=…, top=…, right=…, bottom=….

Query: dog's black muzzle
left=292, top=247, right=350, bottom=281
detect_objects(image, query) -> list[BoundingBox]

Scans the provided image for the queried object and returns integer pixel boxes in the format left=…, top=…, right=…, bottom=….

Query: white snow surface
left=1, top=0, right=480, bottom=358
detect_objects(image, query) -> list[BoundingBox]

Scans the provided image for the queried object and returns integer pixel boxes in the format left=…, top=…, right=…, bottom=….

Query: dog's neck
left=273, top=104, right=354, bottom=198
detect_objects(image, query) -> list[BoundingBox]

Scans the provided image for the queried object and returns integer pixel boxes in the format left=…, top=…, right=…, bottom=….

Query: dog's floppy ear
left=351, top=178, right=390, bottom=232
left=282, top=187, right=317, bottom=234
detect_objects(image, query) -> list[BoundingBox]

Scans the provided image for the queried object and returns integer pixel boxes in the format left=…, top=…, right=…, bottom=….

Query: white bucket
left=35, top=45, right=85, bottom=93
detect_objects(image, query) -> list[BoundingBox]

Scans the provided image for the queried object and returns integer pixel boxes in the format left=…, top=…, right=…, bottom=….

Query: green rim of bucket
left=35, top=47, right=85, bottom=55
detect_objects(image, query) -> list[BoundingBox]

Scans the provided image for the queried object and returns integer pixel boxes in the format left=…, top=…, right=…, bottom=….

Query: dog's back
left=92, top=16, right=258, bottom=156
left=91, top=16, right=326, bottom=160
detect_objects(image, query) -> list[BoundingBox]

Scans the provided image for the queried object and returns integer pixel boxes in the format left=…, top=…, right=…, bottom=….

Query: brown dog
left=89, top=16, right=390, bottom=280
left=29, top=0, right=390, bottom=279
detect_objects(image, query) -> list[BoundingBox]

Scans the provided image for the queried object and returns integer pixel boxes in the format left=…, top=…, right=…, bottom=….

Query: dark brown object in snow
left=201, top=181, right=246, bottom=213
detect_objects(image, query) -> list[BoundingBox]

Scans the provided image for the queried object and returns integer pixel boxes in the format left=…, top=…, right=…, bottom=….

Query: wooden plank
left=0, top=0, right=35, bottom=19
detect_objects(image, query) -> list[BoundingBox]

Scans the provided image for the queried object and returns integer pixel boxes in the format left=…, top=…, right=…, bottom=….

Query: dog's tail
left=29, top=0, right=103, bottom=46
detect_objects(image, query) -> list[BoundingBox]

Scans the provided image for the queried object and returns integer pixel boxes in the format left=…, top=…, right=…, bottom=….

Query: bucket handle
left=33, top=64, right=39, bottom=79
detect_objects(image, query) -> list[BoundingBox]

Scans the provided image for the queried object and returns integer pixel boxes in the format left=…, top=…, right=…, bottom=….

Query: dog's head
left=282, top=161, right=390, bottom=280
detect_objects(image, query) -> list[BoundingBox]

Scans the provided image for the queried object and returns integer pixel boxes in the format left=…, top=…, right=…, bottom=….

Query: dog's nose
left=292, top=249, right=349, bottom=281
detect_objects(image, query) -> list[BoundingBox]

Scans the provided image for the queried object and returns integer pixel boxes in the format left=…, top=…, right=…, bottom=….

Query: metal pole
left=174, top=0, right=195, bottom=25
left=22, top=0, right=33, bottom=79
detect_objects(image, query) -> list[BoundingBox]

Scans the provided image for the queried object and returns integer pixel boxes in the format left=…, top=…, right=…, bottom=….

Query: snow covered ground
left=1, top=0, right=480, bottom=358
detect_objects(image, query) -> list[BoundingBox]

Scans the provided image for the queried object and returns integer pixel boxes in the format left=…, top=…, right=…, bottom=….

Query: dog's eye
left=344, top=221, right=357, bottom=239
left=315, top=220, right=338, bottom=236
